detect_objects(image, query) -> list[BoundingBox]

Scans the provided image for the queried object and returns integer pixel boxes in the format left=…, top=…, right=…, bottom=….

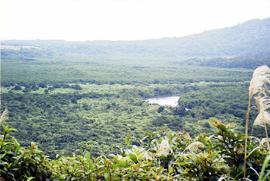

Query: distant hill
left=151, top=18, right=270, bottom=57
left=2, top=17, right=270, bottom=58
left=177, top=55, right=270, bottom=69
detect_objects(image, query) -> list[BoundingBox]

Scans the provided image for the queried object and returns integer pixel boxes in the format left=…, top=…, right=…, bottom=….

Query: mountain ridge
left=2, top=17, right=270, bottom=58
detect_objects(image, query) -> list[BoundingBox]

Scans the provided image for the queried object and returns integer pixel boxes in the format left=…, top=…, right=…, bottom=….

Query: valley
left=1, top=17, right=270, bottom=180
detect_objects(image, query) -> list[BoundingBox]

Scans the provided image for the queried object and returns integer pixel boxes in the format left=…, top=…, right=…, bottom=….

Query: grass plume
left=244, top=65, right=270, bottom=180
left=253, top=95, right=270, bottom=127
left=0, top=108, right=8, bottom=124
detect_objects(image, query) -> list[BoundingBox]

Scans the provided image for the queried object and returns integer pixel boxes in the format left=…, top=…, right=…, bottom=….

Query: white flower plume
left=253, top=111, right=270, bottom=127
left=260, top=138, right=269, bottom=146
left=249, top=65, right=270, bottom=97
left=245, top=65, right=270, bottom=178
left=156, top=140, right=170, bottom=157
left=141, top=151, right=152, bottom=161
left=253, top=94, right=270, bottom=127
left=184, top=141, right=205, bottom=152
left=0, top=108, right=9, bottom=124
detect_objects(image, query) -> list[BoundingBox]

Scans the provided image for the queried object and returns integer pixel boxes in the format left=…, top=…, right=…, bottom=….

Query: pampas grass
left=244, top=65, right=270, bottom=180
left=0, top=108, right=9, bottom=136
left=0, top=108, right=8, bottom=124
left=253, top=95, right=270, bottom=127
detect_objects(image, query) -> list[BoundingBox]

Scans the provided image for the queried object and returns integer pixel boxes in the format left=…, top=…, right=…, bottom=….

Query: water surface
left=145, top=96, right=180, bottom=107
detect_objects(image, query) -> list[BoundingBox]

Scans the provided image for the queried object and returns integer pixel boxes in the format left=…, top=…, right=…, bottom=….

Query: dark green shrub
left=0, top=124, right=51, bottom=180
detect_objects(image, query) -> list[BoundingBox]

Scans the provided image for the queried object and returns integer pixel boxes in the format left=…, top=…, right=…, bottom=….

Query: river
left=145, top=96, right=180, bottom=107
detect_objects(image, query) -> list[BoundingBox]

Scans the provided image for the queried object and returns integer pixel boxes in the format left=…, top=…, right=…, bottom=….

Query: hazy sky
left=1, top=0, right=270, bottom=41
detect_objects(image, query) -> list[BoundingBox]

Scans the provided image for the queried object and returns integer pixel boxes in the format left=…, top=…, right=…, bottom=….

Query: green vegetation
left=1, top=117, right=270, bottom=180
left=1, top=35, right=256, bottom=159
left=0, top=51, right=254, bottom=158
left=179, top=55, right=270, bottom=69
left=1, top=17, right=270, bottom=180
left=1, top=53, right=251, bottom=85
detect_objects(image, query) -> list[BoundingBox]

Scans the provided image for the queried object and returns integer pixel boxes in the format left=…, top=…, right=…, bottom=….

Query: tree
left=71, top=84, right=82, bottom=90
left=38, top=83, right=47, bottom=88
left=71, top=97, right=77, bottom=104
left=12, top=85, right=22, bottom=90
left=157, top=106, right=164, bottom=113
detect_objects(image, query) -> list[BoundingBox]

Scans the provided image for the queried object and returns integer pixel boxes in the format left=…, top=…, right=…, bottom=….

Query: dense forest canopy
left=1, top=17, right=270, bottom=180
left=1, top=17, right=269, bottom=157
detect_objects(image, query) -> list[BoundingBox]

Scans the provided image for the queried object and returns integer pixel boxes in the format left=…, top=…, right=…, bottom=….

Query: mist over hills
left=153, top=17, right=270, bottom=57
left=2, top=17, right=270, bottom=60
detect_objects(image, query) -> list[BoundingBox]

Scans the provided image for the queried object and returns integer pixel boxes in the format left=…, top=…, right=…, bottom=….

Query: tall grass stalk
left=244, top=65, right=270, bottom=180
left=244, top=96, right=251, bottom=180
left=251, top=95, right=270, bottom=148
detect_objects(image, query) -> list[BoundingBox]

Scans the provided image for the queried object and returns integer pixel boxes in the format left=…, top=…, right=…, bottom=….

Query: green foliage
left=0, top=124, right=51, bottom=180
left=258, top=152, right=270, bottom=181
left=1, top=52, right=251, bottom=86
left=2, top=18, right=270, bottom=180
left=2, top=118, right=270, bottom=180
left=178, top=86, right=269, bottom=137
left=0, top=36, right=255, bottom=157
left=181, top=55, right=270, bottom=69
left=209, top=118, right=262, bottom=179
left=4, top=81, right=247, bottom=158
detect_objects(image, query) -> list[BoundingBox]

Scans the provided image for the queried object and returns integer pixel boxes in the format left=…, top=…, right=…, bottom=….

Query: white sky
left=1, top=0, right=270, bottom=41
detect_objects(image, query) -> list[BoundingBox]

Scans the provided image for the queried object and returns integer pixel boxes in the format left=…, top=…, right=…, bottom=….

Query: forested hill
left=178, top=55, right=270, bottom=69
left=2, top=17, right=270, bottom=58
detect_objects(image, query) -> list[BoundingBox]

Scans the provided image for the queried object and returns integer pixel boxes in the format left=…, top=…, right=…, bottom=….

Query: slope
left=2, top=17, right=270, bottom=58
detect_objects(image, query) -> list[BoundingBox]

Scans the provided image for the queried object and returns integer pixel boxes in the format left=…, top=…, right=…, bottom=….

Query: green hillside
left=2, top=17, right=270, bottom=58
left=1, top=17, right=270, bottom=180
left=179, top=55, right=270, bottom=69
left=1, top=18, right=270, bottom=158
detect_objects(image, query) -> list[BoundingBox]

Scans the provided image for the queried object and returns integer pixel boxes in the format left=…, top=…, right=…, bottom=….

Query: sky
left=1, top=0, right=270, bottom=41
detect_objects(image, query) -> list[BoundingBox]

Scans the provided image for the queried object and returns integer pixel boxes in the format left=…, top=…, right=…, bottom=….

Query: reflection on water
left=145, top=96, right=180, bottom=107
